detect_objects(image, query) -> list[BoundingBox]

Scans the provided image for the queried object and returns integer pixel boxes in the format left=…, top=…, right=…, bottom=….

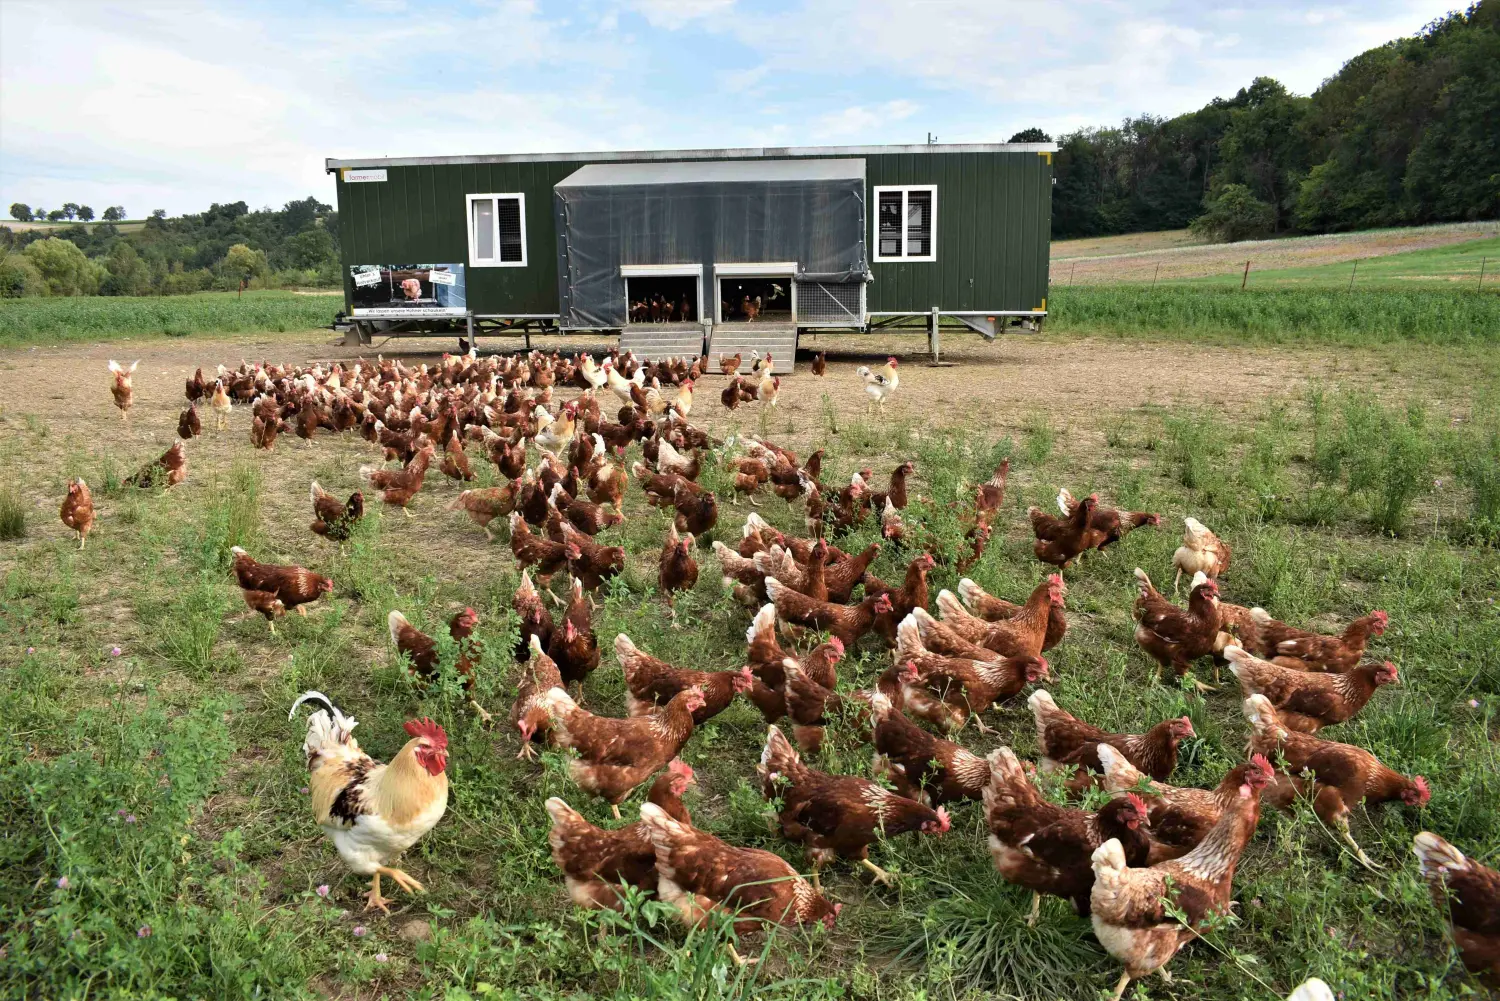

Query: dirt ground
left=2, top=325, right=1484, bottom=555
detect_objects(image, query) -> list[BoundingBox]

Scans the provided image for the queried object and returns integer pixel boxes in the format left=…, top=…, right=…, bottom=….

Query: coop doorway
left=621, top=265, right=702, bottom=327
left=713, top=264, right=797, bottom=326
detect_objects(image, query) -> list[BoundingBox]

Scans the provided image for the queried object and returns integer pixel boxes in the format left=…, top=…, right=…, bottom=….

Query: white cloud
left=0, top=0, right=1466, bottom=215
left=625, top=0, right=736, bottom=28
left=814, top=100, right=920, bottom=140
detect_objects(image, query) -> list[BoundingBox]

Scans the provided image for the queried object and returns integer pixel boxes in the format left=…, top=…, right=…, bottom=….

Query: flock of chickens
left=58, top=346, right=1496, bottom=997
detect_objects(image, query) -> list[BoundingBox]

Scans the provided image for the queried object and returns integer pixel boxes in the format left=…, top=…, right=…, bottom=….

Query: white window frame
left=872, top=184, right=937, bottom=263
left=466, top=192, right=527, bottom=268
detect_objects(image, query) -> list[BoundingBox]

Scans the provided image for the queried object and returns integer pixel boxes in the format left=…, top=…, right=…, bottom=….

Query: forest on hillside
left=1039, top=1, right=1498, bottom=240
left=0, top=199, right=339, bottom=298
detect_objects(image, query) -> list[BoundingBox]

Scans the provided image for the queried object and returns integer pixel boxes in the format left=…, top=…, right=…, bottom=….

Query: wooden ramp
left=707, top=324, right=797, bottom=374
left=618, top=323, right=705, bottom=363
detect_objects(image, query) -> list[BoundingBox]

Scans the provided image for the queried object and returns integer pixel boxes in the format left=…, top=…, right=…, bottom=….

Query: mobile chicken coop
left=326, top=142, right=1055, bottom=369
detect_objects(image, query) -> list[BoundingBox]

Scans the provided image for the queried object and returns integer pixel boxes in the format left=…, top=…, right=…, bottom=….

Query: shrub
left=1190, top=183, right=1276, bottom=242
left=23, top=237, right=99, bottom=296
left=0, top=252, right=45, bottom=298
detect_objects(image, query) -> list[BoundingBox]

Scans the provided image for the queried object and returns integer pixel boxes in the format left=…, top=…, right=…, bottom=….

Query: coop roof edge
left=326, top=142, right=1057, bottom=171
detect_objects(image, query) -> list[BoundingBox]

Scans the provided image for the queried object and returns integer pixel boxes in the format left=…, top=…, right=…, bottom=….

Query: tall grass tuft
left=889, top=882, right=1106, bottom=996
left=189, top=463, right=262, bottom=573
left=1312, top=393, right=1434, bottom=535
left=0, top=487, right=25, bottom=540
left=1163, top=411, right=1227, bottom=491
left=1453, top=420, right=1500, bottom=544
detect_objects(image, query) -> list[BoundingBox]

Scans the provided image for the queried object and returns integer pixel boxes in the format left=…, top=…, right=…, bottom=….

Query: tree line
left=0, top=198, right=339, bottom=298
left=9, top=203, right=128, bottom=223
left=1030, top=1, right=1497, bottom=241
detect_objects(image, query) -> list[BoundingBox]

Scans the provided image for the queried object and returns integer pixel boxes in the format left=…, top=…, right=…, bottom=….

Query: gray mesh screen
left=795, top=281, right=863, bottom=324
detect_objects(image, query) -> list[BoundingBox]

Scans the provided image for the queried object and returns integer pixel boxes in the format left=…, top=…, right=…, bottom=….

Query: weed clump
left=0, top=487, right=25, bottom=540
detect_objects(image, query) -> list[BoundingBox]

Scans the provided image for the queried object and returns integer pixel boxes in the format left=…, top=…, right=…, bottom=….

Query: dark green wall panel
left=334, top=150, right=1052, bottom=317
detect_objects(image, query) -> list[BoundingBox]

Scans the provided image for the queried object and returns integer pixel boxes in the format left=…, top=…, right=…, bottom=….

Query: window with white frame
left=873, top=185, right=936, bottom=262
left=466, top=193, right=527, bottom=267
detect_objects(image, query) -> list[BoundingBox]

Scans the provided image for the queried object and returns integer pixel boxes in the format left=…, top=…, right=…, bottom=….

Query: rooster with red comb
left=290, top=691, right=450, bottom=911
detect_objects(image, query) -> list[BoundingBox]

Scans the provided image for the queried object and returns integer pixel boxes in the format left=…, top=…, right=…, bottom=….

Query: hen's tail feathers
left=1056, top=487, right=1074, bottom=515
left=1286, top=979, right=1335, bottom=1001
left=446, top=491, right=471, bottom=511
left=895, top=614, right=925, bottom=660
left=1132, top=567, right=1154, bottom=592
left=639, top=801, right=689, bottom=847
left=1189, top=571, right=1211, bottom=592
left=1027, top=688, right=1059, bottom=718
left=745, top=512, right=774, bottom=535
left=614, top=632, right=640, bottom=669
left=760, top=725, right=804, bottom=781
left=545, top=796, right=587, bottom=831
left=1412, top=831, right=1467, bottom=876
left=388, top=610, right=411, bottom=646
left=746, top=604, right=777, bottom=648
left=935, top=590, right=966, bottom=621
left=310, top=480, right=324, bottom=504
left=1096, top=743, right=1144, bottom=791
left=1241, top=694, right=1284, bottom=738
left=956, top=578, right=985, bottom=610
left=1090, top=837, right=1128, bottom=874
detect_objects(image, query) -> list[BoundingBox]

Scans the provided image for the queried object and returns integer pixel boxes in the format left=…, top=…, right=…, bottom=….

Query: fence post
left=1348, top=259, right=1359, bottom=290
left=1241, top=260, right=1251, bottom=290
left=1480, top=256, right=1488, bottom=291
left=1152, top=262, right=1160, bottom=289
left=929, top=306, right=941, bottom=363
left=1069, top=260, right=1077, bottom=286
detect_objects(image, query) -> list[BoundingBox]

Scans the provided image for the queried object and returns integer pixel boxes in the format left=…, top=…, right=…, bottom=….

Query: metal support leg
left=466, top=313, right=474, bottom=349
left=929, top=307, right=941, bottom=362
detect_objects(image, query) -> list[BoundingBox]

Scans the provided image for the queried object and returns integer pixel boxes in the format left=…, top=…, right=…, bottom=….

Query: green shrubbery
left=0, top=290, right=340, bottom=343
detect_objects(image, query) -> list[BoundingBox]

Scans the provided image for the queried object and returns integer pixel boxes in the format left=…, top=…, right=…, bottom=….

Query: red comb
left=403, top=717, right=448, bottom=749
left=1125, top=792, right=1148, bottom=817
left=668, top=759, right=695, bottom=781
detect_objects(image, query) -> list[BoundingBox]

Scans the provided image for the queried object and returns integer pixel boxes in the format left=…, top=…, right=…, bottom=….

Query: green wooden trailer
left=325, top=142, right=1054, bottom=365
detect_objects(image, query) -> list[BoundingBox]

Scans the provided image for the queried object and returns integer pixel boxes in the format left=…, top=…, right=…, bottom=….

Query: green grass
left=1048, top=285, right=1500, bottom=345
left=1, top=363, right=1497, bottom=999
left=0, top=486, right=25, bottom=539
left=1184, top=236, right=1500, bottom=290
left=0, top=290, right=341, bottom=345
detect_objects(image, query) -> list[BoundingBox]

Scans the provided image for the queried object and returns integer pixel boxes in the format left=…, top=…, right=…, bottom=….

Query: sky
left=0, top=0, right=1464, bottom=219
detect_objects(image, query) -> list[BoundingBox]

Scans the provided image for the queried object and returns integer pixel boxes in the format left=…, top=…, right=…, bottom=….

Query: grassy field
left=1047, top=286, right=1500, bottom=345
left=0, top=290, right=342, bottom=346
left=1053, top=221, right=1499, bottom=287
left=1, top=326, right=1497, bottom=1000
left=1182, top=237, right=1500, bottom=290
